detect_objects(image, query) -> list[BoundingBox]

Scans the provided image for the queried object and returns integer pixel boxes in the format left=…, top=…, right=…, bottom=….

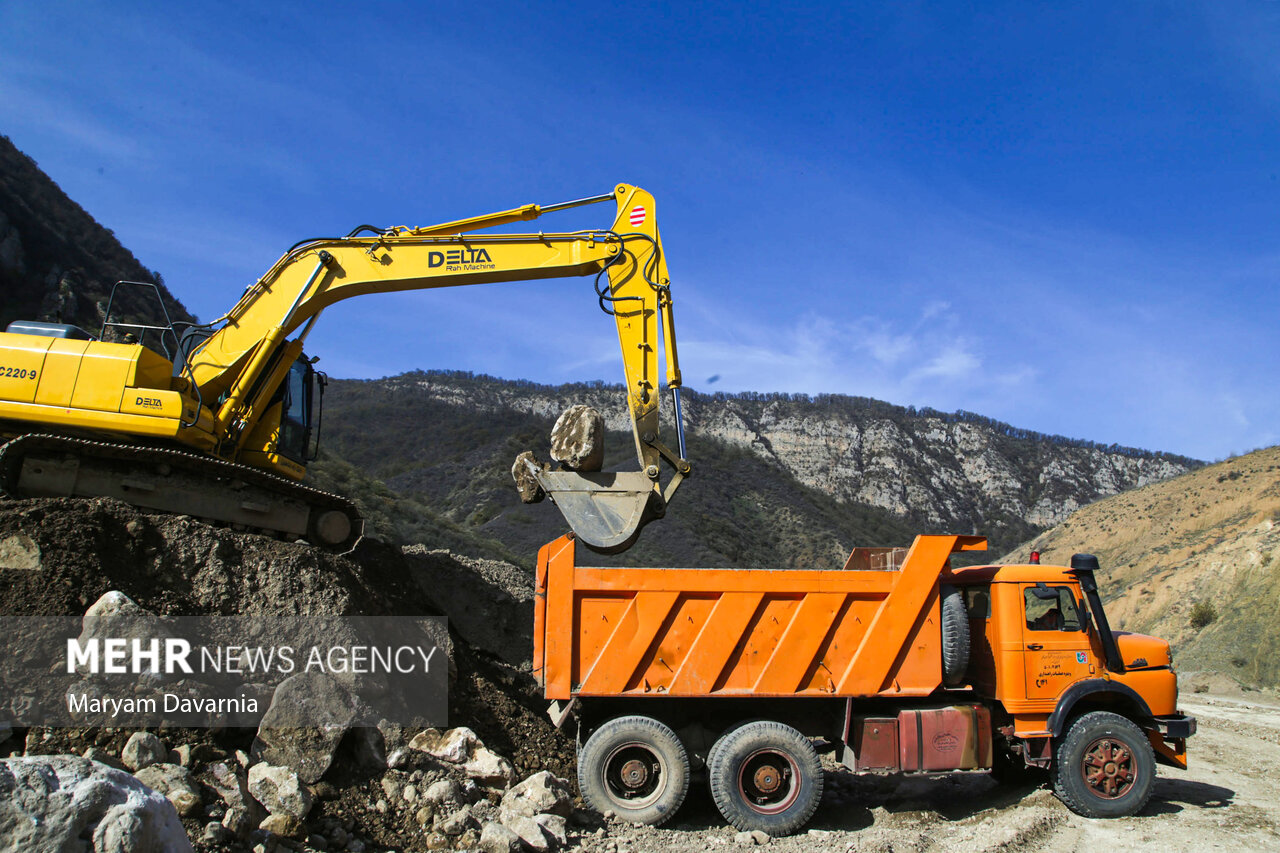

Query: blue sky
left=2, top=1, right=1277, bottom=461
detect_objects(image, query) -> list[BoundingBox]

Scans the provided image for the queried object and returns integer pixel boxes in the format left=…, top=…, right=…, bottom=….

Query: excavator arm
left=184, top=184, right=688, bottom=552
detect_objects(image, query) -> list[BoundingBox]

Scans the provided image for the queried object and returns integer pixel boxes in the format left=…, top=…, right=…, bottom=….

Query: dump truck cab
left=949, top=559, right=1191, bottom=773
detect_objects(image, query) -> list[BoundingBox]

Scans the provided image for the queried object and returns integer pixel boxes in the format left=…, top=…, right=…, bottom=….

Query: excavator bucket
left=533, top=469, right=662, bottom=554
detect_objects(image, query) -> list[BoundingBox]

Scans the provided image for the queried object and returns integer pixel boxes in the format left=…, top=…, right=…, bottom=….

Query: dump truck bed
left=534, top=533, right=986, bottom=702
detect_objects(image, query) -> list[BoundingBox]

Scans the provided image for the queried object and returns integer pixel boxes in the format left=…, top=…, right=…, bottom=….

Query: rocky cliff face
left=356, top=371, right=1197, bottom=546
left=0, top=135, right=194, bottom=336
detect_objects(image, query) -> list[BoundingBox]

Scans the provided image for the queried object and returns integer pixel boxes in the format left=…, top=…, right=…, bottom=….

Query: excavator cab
left=276, top=357, right=316, bottom=464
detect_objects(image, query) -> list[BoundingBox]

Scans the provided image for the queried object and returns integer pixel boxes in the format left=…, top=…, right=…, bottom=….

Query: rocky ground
left=2, top=498, right=1277, bottom=852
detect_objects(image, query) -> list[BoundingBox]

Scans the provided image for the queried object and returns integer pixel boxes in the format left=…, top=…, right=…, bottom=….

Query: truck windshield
left=1024, top=587, right=1083, bottom=632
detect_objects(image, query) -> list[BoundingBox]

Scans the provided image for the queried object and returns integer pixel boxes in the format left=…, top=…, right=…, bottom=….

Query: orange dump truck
left=533, top=533, right=1195, bottom=835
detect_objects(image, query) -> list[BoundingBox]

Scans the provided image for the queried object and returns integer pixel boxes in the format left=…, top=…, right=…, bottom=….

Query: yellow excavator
left=0, top=184, right=689, bottom=553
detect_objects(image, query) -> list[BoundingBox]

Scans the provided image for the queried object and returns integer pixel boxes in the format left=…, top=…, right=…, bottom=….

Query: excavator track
left=0, top=434, right=363, bottom=552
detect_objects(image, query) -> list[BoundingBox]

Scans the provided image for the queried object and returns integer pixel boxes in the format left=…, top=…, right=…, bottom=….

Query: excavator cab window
left=277, top=358, right=313, bottom=463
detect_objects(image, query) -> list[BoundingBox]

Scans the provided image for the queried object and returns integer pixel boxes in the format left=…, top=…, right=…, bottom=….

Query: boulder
left=80, top=591, right=174, bottom=649
left=500, top=771, right=573, bottom=818
left=550, top=405, right=605, bottom=472
left=247, top=762, right=315, bottom=819
left=411, top=726, right=478, bottom=763
left=252, top=671, right=359, bottom=783
left=122, top=731, right=168, bottom=771
left=511, top=451, right=548, bottom=504
left=0, top=755, right=193, bottom=853
left=534, top=813, right=568, bottom=848
left=133, top=763, right=202, bottom=817
left=465, top=746, right=517, bottom=789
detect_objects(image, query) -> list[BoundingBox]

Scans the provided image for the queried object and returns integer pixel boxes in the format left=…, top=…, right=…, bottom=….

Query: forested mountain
left=0, top=134, right=193, bottom=338
left=318, top=371, right=1198, bottom=565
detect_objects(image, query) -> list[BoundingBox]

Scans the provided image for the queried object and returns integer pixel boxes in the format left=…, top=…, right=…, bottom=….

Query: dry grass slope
left=1001, top=446, right=1280, bottom=688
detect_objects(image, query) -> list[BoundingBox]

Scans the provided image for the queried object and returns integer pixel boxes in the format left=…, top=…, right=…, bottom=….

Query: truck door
left=1021, top=583, right=1094, bottom=701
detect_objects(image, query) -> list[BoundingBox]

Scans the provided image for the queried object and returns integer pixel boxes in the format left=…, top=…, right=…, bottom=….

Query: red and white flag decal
left=629, top=205, right=646, bottom=227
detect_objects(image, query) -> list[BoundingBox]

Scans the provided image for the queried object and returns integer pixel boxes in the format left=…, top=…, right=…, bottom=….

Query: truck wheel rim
left=604, top=742, right=665, bottom=807
left=737, top=749, right=799, bottom=814
left=1080, top=737, right=1134, bottom=799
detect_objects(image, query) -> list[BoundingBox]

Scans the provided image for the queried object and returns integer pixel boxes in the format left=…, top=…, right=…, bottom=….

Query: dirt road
left=577, top=691, right=1280, bottom=853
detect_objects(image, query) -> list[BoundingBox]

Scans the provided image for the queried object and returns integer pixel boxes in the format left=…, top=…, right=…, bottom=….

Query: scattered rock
left=512, top=451, right=549, bottom=503
left=201, top=821, right=233, bottom=845
left=381, top=770, right=408, bottom=801
left=501, top=771, right=573, bottom=818
left=260, top=812, right=306, bottom=839
left=0, top=532, right=40, bottom=569
left=437, top=804, right=477, bottom=836
left=416, top=805, right=436, bottom=825
left=0, top=755, right=192, bottom=852
left=122, top=731, right=169, bottom=772
left=247, top=762, right=315, bottom=819
left=133, top=763, right=203, bottom=818
left=222, top=806, right=253, bottom=838
left=750, top=829, right=771, bottom=844
left=170, top=744, right=192, bottom=767
left=84, top=745, right=128, bottom=772
left=423, top=778, right=463, bottom=804
left=207, top=760, right=256, bottom=815
left=480, top=820, right=523, bottom=853
left=550, top=405, right=605, bottom=472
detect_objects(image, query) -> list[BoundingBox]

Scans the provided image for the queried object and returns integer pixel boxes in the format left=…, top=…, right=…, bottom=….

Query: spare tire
left=941, top=584, right=970, bottom=687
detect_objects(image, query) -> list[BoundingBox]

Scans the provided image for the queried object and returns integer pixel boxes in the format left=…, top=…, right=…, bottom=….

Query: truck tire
left=941, top=584, right=970, bottom=687
left=707, top=720, right=823, bottom=836
left=705, top=719, right=763, bottom=794
left=1052, top=711, right=1155, bottom=818
left=578, top=716, right=690, bottom=825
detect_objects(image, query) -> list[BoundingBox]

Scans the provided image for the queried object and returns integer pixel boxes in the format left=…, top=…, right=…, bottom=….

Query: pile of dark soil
left=0, top=494, right=573, bottom=781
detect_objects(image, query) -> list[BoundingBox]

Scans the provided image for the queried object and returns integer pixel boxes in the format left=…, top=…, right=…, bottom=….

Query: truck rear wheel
left=578, top=716, right=690, bottom=825
left=707, top=720, right=823, bottom=836
left=1053, top=711, right=1155, bottom=818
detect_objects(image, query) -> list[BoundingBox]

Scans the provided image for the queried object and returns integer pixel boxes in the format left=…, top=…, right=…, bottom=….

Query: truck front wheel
left=578, top=716, right=690, bottom=825
left=707, top=720, right=823, bottom=836
left=1053, top=711, right=1155, bottom=818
